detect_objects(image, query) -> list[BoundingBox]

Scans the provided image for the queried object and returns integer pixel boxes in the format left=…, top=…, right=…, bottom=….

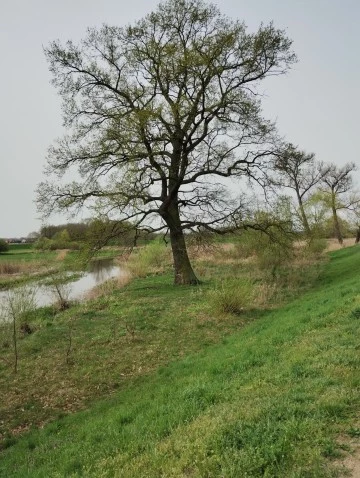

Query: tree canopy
left=37, top=0, right=296, bottom=284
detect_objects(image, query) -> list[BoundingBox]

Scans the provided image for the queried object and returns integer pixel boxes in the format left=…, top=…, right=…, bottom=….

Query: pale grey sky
left=1, top=0, right=359, bottom=237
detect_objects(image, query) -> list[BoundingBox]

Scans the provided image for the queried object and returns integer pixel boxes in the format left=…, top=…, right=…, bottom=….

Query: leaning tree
left=37, top=0, right=296, bottom=284
left=271, top=143, right=328, bottom=236
left=320, top=162, right=359, bottom=244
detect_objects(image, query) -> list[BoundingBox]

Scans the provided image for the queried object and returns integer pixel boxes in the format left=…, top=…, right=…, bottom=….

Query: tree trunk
left=169, top=227, right=199, bottom=285
left=355, top=226, right=360, bottom=244
left=164, top=203, right=200, bottom=285
left=297, top=195, right=311, bottom=236
left=331, top=193, right=343, bottom=245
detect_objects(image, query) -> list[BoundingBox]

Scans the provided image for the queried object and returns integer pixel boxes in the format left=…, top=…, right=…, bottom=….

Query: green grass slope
left=1, top=247, right=360, bottom=477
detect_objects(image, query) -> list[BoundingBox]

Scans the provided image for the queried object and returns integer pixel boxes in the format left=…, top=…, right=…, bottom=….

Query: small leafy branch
left=0, top=286, right=37, bottom=373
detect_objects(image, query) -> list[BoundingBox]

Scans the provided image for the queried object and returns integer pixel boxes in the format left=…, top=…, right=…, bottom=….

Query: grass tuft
left=208, top=278, right=257, bottom=314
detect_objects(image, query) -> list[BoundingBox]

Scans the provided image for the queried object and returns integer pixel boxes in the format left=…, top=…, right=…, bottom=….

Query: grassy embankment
left=0, top=243, right=359, bottom=476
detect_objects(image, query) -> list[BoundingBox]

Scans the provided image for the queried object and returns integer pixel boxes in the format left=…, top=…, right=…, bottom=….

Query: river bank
left=0, top=244, right=359, bottom=476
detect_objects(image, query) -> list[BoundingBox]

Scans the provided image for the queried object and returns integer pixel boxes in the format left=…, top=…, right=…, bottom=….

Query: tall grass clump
left=306, top=237, right=328, bottom=257
left=126, top=241, right=171, bottom=278
left=0, top=261, right=40, bottom=276
left=0, top=262, right=23, bottom=275
left=209, top=278, right=256, bottom=315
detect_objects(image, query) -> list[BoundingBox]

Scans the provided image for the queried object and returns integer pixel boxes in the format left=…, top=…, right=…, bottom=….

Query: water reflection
left=0, top=259, right=122, bottom=309
left=88, top=258, right=116, bottom=282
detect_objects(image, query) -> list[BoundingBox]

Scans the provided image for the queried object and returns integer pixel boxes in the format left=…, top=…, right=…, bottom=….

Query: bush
left=228, top=228, right=293, bottom=279
left=0, top=239, right=9, bottom=253
left=33, top=237, right=53, bottom=250
left=34, top=236, right=80, bottom=251
left=209, top=278, right=256, bottom=315
left=126, top=241, right=171, bottom=278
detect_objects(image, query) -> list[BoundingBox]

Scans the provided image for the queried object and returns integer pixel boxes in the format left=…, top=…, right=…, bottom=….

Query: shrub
left=0, top=239, right=9, bottom=253
left=306, top=238, right=327, bottom=256
left=126, top=241, right=171, bottom=278
left=33, top=237, right=53, bottom=250
left=251, top=231, right=293, bottom=279
left=34, top=236, right=80, bottom=251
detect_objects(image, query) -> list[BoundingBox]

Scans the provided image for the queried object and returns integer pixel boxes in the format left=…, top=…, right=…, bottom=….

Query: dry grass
left=326, top=238, right=356, bottom=251
left=190, top=243, right=256, bottom=266
left=0, top=262, right=34, bottom=275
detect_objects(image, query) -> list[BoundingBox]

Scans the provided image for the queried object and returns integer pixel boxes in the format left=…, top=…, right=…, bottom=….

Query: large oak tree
left=37, top=0, right=296, bottom=284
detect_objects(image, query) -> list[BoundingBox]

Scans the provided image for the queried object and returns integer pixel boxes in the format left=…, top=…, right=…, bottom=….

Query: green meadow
left=0, top=244, right=359, bottom=476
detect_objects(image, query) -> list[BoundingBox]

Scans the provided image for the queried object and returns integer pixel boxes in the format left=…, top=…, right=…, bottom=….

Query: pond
left=0, top=258, right=123, bottom=309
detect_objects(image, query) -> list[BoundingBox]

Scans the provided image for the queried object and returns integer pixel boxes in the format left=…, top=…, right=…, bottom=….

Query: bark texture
left=355, top=226, right=360, bottom=244
left=331, top=193, right=343, bottom=245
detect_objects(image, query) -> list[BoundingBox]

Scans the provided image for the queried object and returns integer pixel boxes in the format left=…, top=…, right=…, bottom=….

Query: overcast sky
left=1, top=0, right=359, bottom=237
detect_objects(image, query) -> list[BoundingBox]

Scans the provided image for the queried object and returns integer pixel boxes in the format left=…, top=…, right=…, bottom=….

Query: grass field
left=0, top=244, right=56, bottom=262
left=0, top=245, right=359, bottom=476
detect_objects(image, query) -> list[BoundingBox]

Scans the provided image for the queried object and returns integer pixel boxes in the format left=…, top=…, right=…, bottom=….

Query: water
left=0, top=258, right=122, bottom=309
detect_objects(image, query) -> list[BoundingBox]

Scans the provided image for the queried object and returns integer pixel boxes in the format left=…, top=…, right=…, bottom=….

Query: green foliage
left=0, top=239, right=9, bottom=253
left=53, top=229, right=71, bottom=243
left=34, top=232, right=80, bottom=251
left=41, top=222, right=88, bottom=241
left=227, top=200, right=295, bottom=273
left=8, top=243, right=33, bottom=251
left=255, top=240, right=293, bottom=278
left=322, top=216, right=355, bottom=239
left=33, top=237, right=53, bottom=250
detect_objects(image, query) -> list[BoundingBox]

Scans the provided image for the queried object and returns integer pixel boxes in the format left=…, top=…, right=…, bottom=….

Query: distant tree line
left=33, top=220, right=158, bottom=251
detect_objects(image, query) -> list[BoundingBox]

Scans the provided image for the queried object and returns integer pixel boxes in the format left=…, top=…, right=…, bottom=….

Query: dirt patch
left=337, top=443, right=360, bottom=477
left=335, top=421, right=360, bottom=477
left=344, top=451, right=360, bottom=477
left=56, top=250, right=69, bottom=261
